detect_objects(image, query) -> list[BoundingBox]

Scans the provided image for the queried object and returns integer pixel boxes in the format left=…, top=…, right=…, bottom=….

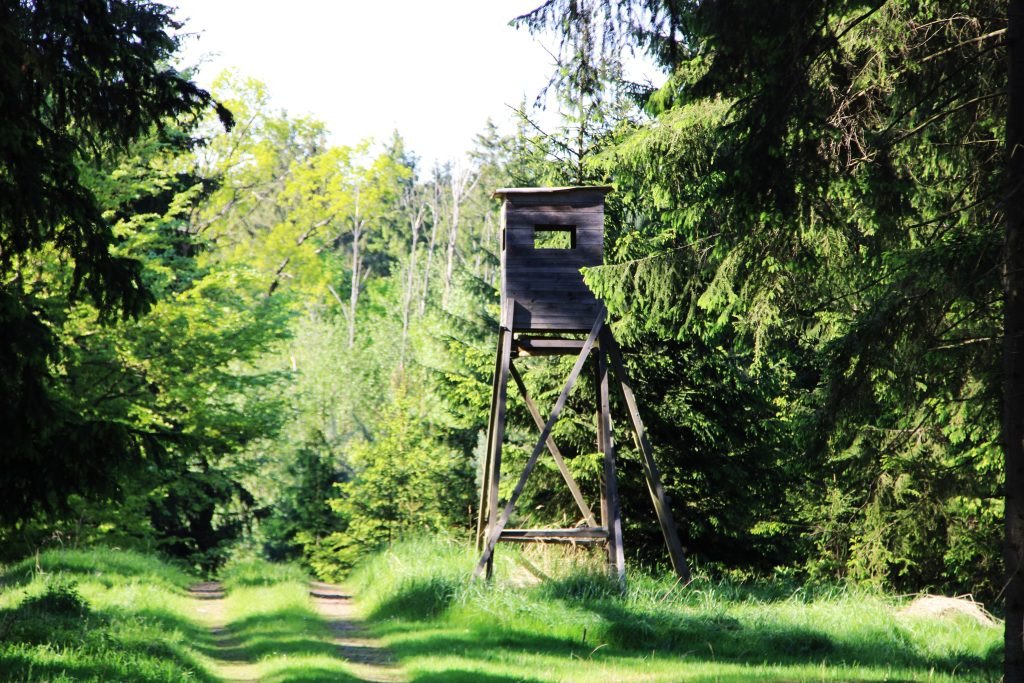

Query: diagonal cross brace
left=473, top=310, right=605, bottom=579
left=509, top=363, right=598, bottom=527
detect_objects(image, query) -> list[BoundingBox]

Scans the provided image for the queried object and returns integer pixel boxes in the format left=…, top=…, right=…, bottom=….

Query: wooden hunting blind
left=475, top=186, right=690, bottom=583
left=500, top=186, right=606, bottom=332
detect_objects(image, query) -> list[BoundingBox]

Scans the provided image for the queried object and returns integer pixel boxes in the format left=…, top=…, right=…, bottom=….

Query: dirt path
left=309, top=580, right=406, bottom=683
left=188, top=581, right=261, bottom=683
left=188, top=579, right=404, bottom=683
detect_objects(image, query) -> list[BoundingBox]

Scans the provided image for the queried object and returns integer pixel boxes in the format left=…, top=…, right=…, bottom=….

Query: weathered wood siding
left=496, top=186, right=611, bottom=332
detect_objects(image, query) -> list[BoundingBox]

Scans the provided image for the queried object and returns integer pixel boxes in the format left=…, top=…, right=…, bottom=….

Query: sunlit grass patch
left=0, top=547, right=214, bottom=682
left=350, top=536, right=1002, bottom=682
left=220, top=557, right=310, bottom=589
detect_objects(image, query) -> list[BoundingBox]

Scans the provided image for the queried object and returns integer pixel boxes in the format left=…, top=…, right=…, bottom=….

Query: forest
left=1, top=0, right=1021, bottom=681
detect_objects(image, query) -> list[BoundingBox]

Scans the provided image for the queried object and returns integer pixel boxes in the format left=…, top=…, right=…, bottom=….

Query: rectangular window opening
left=533, top=225, right=576, bottom=249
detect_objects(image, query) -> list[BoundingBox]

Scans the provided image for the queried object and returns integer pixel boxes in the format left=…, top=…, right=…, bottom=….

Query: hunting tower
left=475, top=187, right=689, bottom=583
left=499, top=186, right=606, bottom=332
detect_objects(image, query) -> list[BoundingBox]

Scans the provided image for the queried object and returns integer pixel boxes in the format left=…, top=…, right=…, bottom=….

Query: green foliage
left=0, top=0, right=233, bottom=522
left=260, top=446, right=346, bottom=562
left=532, top=0, right=1005, bottom=597
left=314, top=394, right=475, bottom=578
left=4, top=0, right=1010, bottom=610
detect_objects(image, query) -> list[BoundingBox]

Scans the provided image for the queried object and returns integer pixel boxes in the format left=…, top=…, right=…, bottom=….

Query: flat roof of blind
left=492, top=186, right=613, bottom=198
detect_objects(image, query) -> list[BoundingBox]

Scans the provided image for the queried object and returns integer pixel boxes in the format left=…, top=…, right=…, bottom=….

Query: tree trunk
left=442, top=181, right=460, bottom=308
left=1005, top=1, right=1024, bottom=678
left=420, top=184, right=441, bottom=316
left=442, top=164, right=479, bottom=309
left=400, top=204, right=425, bottom=371
left=348, top=219, right=361, bottom=349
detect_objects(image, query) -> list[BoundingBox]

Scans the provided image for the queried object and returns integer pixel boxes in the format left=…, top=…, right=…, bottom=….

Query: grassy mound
left=0, top=547, right=213, bottom=682
left=348, top=536, right=1003, bottom=682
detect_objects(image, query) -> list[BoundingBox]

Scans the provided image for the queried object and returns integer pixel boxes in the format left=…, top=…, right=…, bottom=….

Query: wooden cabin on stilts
left=474, top=186, right=690, bottom=584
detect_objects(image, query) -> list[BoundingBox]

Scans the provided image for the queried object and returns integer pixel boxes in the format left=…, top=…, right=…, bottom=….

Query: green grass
left=348, top=536, right=1003, bottom=682
left=0, top=547, right=215, bottom=682
left=1, top=541, right=1002, bottom=682
left=0, top=548, right=362, bottom=682
left=215, top=558, right=360, bottom=682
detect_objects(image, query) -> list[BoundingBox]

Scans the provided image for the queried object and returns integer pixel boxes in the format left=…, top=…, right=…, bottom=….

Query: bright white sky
left=171, top=1, right=564, bottom=169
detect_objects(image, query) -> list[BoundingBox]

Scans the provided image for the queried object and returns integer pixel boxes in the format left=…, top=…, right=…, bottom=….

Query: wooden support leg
left=595, top=352, right=611, bottom=569
left=482, top=326, right=514, bottom=578
left=597, top=345, right=626, bottom=585
left=476, top=327, right=507, bottom=551
left=602, top=329, right=690, bottom=582
left=473, top=311, right=605, bottom=579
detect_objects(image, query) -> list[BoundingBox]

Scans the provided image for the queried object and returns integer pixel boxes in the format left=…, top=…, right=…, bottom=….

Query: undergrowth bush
left=19, top=578, right=88, bottom=615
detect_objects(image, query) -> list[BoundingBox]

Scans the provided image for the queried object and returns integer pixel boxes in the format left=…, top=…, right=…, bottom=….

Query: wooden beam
left=500, top=527, right=608, bottom=539
left=513, top=337, right=592, bottom=356
left=476, top=326, right=508, bottom=551
left=473, top=309, right=605, bottom=579
left=602, top=329, right=690, bottom=582
left=483, top=307, right=515, bottom=578
left=509, top=363, right=598, bottom=527
left=598, top=345, right=626, bottom=585
left=497, top=536, right=604, bottom=546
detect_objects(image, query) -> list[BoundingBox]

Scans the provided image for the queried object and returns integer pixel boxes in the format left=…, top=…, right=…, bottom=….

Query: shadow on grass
left=411, top=671, right=547, bottom=683
left=213, top=607, right=341, bottom=661
left=262, top=667, right=363, bottom=683
left=365, top=573, right=1001, bottom=682
left=132, top=605, right=220, bottom=646
left=0, top=649, right=207, bottom=683
left=182, top=602, right=358, bottom=682
left=385, top=625, right=996, bottom=683
left=0, top=600, right=217, bottom=682
left=580, top=596, right=1000, bottom=676
left=369, top=576, right=459, bottom=621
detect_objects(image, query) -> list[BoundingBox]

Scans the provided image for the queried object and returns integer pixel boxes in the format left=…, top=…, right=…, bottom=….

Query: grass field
left=0, top=547, right=215, bottom=681
left=0, top=542, right=1004, bottom=682
left=0, top=548, right=360, bottom=682
left=349, top=536, right=1004, bottom=683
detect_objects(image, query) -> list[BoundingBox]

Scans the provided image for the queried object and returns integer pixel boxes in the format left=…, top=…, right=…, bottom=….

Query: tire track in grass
left=309, top=581, right=406, bottom=683
left=189, top=581, right=261, bottom=683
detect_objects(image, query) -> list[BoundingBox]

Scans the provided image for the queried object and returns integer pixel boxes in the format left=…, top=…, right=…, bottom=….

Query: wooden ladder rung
left=513, top=337, right=598, bottom=356
left=499, top=527, right=608, bottom=544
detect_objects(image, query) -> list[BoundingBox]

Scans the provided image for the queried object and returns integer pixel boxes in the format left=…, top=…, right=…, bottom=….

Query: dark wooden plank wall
left=499, top=187, right=608, bottom=332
